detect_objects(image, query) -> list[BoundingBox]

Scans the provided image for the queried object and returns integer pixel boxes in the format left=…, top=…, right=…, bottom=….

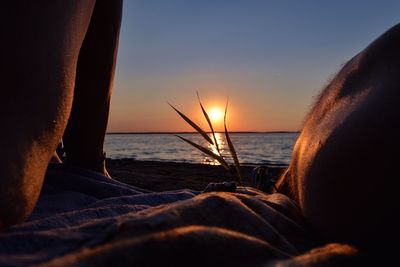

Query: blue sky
left=108, top=0, right=400, bottom=132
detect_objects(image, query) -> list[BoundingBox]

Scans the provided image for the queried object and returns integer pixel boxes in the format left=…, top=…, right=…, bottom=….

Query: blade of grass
left=175, top=135, right=230, bottom=170
left=169, top=103, right=214, bottom=145
left=196, top=92, right=221, bottom=155
left=224, top=100, right=243, bottom=184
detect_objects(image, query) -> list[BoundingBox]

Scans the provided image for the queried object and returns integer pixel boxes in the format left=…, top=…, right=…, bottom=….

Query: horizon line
left=106, top=131, right=300, bottom=134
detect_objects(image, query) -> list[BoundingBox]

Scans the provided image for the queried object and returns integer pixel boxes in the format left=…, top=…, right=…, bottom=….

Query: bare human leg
left=276, top=24, right=400, bottom=254
left=63, top=0, right=123, bottom=177
left=0, top=1, right=97, bottom=227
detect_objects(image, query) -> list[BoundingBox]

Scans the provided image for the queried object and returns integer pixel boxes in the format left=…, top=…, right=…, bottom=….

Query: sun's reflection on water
left=203, top=132, right=226, bottom=165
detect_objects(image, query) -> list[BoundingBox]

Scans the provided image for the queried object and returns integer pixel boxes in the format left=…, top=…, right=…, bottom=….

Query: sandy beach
left=107, top=158, right=286, bottom=192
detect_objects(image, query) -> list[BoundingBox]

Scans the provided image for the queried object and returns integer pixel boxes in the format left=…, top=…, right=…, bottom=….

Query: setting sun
left=209, top=107, right=223, bottom=123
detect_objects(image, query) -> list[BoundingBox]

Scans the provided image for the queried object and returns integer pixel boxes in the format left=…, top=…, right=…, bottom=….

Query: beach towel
left=0, top=164, right=359, bottom=266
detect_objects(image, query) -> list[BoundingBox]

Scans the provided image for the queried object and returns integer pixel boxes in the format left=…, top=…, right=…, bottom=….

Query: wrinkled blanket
left=0, top=164, right=360, bottom=267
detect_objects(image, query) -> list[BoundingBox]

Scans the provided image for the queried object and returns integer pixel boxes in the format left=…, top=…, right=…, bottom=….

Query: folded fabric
left=0, top=164, right=197, bottom=266
left=0, top=164, right=359, bottom=267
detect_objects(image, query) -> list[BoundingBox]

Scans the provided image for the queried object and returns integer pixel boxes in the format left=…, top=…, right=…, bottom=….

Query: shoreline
left=107, top=158, right=287, bottom=192
left=106, top=131, right=300, bottom=135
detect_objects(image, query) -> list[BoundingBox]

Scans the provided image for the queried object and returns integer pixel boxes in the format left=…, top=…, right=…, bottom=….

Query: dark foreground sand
left=107, top=158, right=286, bottom=192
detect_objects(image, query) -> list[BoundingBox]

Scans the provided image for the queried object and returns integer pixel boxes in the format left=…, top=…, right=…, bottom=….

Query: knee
left=285, top=23, right=400, bottom=249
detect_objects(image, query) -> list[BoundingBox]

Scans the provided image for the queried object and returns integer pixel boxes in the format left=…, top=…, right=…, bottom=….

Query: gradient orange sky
left=107, top=1, right=400, bottom=132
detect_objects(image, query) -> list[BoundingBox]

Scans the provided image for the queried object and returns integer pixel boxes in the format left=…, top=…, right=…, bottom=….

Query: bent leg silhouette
left=277, top=24, right=400, bottom=252
left=0, top=1, right=96, bottom=227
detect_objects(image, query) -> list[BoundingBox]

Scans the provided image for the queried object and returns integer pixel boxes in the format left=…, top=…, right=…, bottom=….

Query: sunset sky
left=107, top=0, right=400, bottom=132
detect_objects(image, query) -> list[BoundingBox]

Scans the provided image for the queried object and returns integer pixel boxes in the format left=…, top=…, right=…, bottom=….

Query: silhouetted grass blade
left=224, top=100, right=243, bottom=184
left=169, top=103, right=214, bottom=145
left=175, top=135, right=230, bottom=170
left=196, top=92, right=221, bottom=155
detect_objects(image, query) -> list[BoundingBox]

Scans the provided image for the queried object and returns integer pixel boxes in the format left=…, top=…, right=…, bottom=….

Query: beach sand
left=107, top=158, right=286, bottom=192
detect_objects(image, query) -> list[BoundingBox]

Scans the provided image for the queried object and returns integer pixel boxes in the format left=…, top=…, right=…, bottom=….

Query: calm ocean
left=104, top=132, right=298, bottom=166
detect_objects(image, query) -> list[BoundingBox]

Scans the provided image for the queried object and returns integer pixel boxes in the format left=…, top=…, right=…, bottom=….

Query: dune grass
left=169, top=93, right=243, bottom=184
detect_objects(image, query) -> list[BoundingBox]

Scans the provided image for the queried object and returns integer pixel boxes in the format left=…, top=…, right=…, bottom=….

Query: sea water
left=104, top=132, right=299, bottom=166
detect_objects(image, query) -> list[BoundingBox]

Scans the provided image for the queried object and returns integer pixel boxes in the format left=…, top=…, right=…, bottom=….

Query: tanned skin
left=276, top=24, right=400, bottom=255
left=2, top=1, right=399, bottom=259
left=63, top=0, right=122, bottom=177
left=0, top=0, right=122, bottom=227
